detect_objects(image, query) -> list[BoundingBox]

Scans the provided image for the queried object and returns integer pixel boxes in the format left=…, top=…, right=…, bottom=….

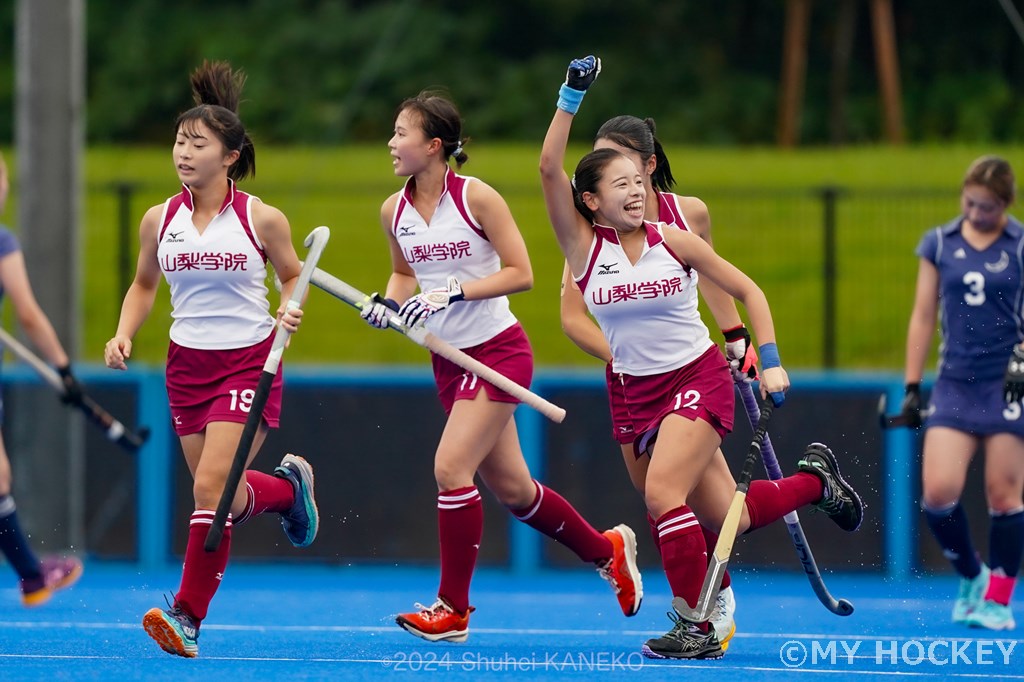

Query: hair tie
left=570, top=174, right=577, bottom=190
left=453, top=140, right=463, bottom=157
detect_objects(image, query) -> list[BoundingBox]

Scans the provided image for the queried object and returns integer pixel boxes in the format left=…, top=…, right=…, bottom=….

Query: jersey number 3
left=963, top=271, right=986, bottom=306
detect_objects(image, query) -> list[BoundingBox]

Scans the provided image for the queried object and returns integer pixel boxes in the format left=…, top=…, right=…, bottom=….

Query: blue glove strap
left=758, top=342, right=784, bottom=406
left=759, top=343, right=781, bottom=369
left=557, top=84, right=586, bottom=115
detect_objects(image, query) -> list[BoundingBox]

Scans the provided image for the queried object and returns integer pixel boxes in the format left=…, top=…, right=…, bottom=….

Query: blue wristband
left=759, top=342, right=781, bottom=370
left=557, top=84, right=586, bottom=115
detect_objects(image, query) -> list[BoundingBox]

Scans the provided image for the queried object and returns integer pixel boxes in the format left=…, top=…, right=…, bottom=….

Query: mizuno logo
left=165, top=230, right=185, bottom=243
left=953, top=248, right=967, bottom=259
left=397, top=225, right=415, bottom=236
left=597, top=262, right=620, bottom=275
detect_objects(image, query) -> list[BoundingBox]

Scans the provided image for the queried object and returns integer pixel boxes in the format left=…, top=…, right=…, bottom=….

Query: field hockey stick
left=204, top=226, right=330, bottom=551
left=737, top=380, right=855, bottom=616
left=877, top=393, right=927, bottom=429
left=0, top=326, right=150, bottom=452
left=305, top=267, right=567, bottom=423
left=674, top=400, right=774, bottom=623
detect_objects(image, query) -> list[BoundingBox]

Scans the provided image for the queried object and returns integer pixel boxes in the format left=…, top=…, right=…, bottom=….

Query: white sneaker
left=710, top=586, right=736, bottom=651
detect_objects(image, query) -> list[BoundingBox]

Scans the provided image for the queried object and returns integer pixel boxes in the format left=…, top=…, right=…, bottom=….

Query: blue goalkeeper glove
left=557, top=55, right=601, bottom=114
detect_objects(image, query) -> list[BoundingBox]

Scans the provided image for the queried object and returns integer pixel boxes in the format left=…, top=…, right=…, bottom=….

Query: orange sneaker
left=597, top=524, right=643, bottom=617
left=396, top=598, right=474, bottom=642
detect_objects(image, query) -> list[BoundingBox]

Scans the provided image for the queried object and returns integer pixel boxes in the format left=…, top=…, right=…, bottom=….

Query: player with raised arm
left=359, top=90, right=642, bottom=643
left=103, top=61, right=317, bottom=657
left=903, top=155, right=1024, bottom=631
left=0, top=152, right=83, bottom=606
left=540, top=56, right=864, bottom=659
left=559, top=113, right=753, bottom=648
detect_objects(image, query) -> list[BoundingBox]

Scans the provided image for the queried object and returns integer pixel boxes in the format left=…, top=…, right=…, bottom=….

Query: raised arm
left=539, top=56, right=602, bottom=275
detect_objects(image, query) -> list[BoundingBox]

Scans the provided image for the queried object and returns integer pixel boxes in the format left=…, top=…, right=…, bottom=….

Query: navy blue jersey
left=0, top=225, right=19, bottom=305
left=916, top=215, right=1024, bottom=381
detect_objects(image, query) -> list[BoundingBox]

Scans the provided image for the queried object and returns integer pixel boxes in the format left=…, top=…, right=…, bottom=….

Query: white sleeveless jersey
left=392, top=168, right=516, bottom=348
left=577, top=222, right=713, bottom=376
left=156, top=182, right=274, bottom=349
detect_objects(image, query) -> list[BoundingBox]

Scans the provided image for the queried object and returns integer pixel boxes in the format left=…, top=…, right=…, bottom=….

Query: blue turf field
left=0, top=562, right=1021, bottom=681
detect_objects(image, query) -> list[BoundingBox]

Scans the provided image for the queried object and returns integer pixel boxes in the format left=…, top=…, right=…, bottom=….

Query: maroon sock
left=437, top=486, right=482, bottom=615
left=647, top=512, right=661, bottom=556
left=656, top=505, right=709, bottom=630
left=232, top=471, right=295, bottom=525
left=511, top=480, right=612, bottom=563
left=743, top=474, right=823, bottom=531
left=701, top=526, right=731, bottom=589
left=174, top=510, right=231, bottom=622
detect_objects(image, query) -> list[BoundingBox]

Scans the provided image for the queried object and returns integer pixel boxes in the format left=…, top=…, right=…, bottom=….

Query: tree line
left=1, top=0, right=1021, bottom=146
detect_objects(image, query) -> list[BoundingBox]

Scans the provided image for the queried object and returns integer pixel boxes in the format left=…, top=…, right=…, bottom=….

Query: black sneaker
left=274, top=454, right=319, bottom=547
left=797, top=443, right=864, bottom=532
left=642, top=610, right=724, bottom=660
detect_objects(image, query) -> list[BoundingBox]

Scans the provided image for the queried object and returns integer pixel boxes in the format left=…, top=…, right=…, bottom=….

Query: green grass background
left=9, top=143, right=1022, bottom=370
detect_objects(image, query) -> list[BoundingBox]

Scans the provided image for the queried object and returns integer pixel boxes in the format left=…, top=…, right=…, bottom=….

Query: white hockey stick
left=308, top=267, right=566, bottom=423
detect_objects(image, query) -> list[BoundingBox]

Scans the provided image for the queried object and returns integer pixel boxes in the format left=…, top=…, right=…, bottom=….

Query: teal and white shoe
left=274, top=454, right=319, bottom=547
left=952, top=564, right=989, bottom=624
left=965, top=599, right=1016, bottom=631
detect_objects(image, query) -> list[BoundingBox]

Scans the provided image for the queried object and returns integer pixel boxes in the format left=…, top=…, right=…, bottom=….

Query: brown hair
left=175, top=60, right=255, bottom=181
left=963, top=155, right=1015, bottom=205
left=395, top=90, right=470, bottom=169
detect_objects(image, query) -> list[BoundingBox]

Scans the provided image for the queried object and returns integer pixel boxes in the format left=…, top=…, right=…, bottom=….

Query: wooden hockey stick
left=307, top=267, right=566, bottom=423
left=674, top=400, right=773, bottom=623
left=204, top=226, right=330, bottom=552
left=0, top=326, right=149, bottom=452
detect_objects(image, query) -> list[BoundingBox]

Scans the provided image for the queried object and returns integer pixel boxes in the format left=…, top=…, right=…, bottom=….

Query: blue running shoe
left=274, top=454, right=319, bottom=547
left=143, top=605, right=199, bottom=658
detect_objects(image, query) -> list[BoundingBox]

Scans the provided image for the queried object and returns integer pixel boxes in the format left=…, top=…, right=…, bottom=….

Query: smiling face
left=173, top=119, right=238, bottom=188
left=584, top=155, right=646, bottom=231
left=388, top=108, right=438, bottom=177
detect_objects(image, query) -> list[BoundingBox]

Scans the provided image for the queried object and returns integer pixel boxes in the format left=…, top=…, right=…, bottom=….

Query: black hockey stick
left=0, top=326, right=149, bottom=452
left=737, top=380, right=854, bottom=616
left=877, top=393, right=927, bottom=429
left=204, top=226, right=330, bottom=552
left=674, top=399, right=774, bottom=623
